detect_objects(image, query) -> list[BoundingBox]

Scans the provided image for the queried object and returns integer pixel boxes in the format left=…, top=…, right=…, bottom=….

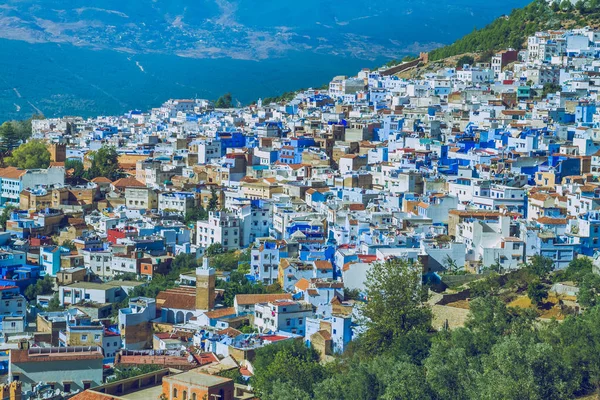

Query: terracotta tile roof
left=536, top=217, right=567, bottom=225
left=71, top=392, right=114, bottom=400
left=217, top=327, right=242, bottom=338
left=295, top=278, right=310, bottom=291
left=348, top=203, right=366, bottom=211
left=112, top=177, right=145, bottom=188
left=529, top=193, right=550, bottom=202
left=235, top=293, right=291, bottom=306
left=0, top=166, right=27, bottom=180
left=204, top=307, right=236, bottom=320
left=91, top=177, right=112, bottom=183
left=156, top=287, right=196, bottom=311
left=11, top=348, right=103, bottom=364
left=313, top=260, right=333, bottom=271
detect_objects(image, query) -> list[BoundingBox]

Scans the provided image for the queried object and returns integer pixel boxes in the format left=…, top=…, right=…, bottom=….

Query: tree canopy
left=7, top=140, right=51, bottom=169
left=215, top=93, right=234, bottom=108
left=85, top=146, right=124, bottom=181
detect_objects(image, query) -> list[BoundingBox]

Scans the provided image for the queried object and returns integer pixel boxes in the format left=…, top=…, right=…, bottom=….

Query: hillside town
left=1, top=26, right=600, bottom=399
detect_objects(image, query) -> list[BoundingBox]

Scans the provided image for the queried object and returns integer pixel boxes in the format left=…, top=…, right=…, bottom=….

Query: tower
left=48, top=143, right=66, bottom=163
left=196, top=257, right=215, bottom=311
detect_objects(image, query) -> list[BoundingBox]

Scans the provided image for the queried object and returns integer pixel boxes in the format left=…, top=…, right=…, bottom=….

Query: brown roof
left=71, top=392, right=114, bottom=400
left=156, top=287, right=196, bottom=310
left=11, top=348, right=103, bottom=364
left=314, top=330, right=332, bottom=340
left=536, top=217, right=567, bottom=225
left=0, top=167, right=27, bottom=180
left=204, top=307, right=236, bottom=319
left=91, top=177, right=112, bottom=183
left=348, top=203, right=366, bottom=211
left=530, top=193, right=552, bottom=202
left=217, top=327, right=243, bottom=338
left=295, top=278, right=310, bottom=291
left=313, top=260, right=333, bottom=271
left=235, top=293, right=291, bottom=306
left=112, top=177, right=145, bottom=188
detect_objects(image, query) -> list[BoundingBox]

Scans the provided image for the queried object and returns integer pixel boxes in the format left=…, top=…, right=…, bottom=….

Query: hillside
left=429, top=0, right=600, bottom=61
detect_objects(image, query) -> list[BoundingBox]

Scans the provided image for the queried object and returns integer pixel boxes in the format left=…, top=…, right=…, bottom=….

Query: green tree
left=46, top=293, right=63, bottom=311
left=527, top=279, right=549, bottom=307
left=444, top=254, right=462, bottom=274
left=25, top=275, right=54, bottom=301
left=469, top=273, right=502, bottom=297
left=215, top=93, right=234, bottom=108
left=0, top=122, right=21, bottom=153
left=359, top=258, right=431, bottom=354
left=184, top=206, right=207, bottom=226
left=542, top=83, right=562, bottom=98
left=425, top=330, right=476, bottom=400
left=456, top=55, right=475, bottom=69
left=216, top=270, right=277, bottom=307
left=252, top=340, right=326, bottom=398
left=0, top=205, right=15, bottom=230
left=578, top=273, right=600, bottom=308
left=12, top=115, right=40, bottom=142
left=476, top=336, right=577, bottom=399
left=205, top=243, right=224, bottom=257
left=65, top=159, right=85, bottom=180
left=560, top=0, right=574, bottom=11
left=561, top=257, right=593, bottom=284
left=7, top=140, right=51, bottom=169
left=207, top=187, right=219, bottom=211
left=85, top=146, right=123, bottom=181
left=527, top=255, right=554, bottom=277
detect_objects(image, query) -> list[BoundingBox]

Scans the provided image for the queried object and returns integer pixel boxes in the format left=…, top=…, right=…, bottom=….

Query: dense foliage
left=65, top=159, right=85, bottom=180
left=24, top=275, right=54, bottom=301
left=429, top=0, right=600, bottom=61
left=216, top=270, right=281, bottom=307
left=7, top=140, right=51, bottom=169
left=0, top=115, right=40, bottom=153
left=215, top=93, right=234, bottom=108
left=251, top=257, right=600, bottom=399
left=85, top=146, right=124, bottom=181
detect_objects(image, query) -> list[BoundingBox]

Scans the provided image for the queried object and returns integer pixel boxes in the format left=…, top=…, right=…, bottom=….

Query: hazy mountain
left=0, top=0, right=529, bottom=120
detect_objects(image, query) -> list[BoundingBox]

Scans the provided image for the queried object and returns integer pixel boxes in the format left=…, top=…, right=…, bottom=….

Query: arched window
left=183, top=391, right=187, bottom=400
left=173, top=388, right=178, bottom=398
left=192, top=394, right=197, bottom=400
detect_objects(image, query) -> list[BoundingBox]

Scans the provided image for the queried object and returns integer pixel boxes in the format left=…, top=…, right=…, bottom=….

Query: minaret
left=196, top=257, right=215, bottom=311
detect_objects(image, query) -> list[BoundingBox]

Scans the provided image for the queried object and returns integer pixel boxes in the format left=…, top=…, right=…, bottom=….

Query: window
left=173, top=388, right=178, bottom=398
left=64, top=383, right=71, bottom=392
left=83, top=382, right=91, bottom=390
left=94, top=334, right=100, bottom=341
left=192, top=394, right=197, bottom=400
left=183, top=391, right=187, bottom=400
left=286, top=318, right=291, bottom=326
left=81, top=335, right=88, bottom=341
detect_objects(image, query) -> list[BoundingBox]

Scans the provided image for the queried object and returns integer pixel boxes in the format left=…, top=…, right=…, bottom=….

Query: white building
left=196, top=211, right=241, bottom=251
left=254, top=300, right=313, bottom=336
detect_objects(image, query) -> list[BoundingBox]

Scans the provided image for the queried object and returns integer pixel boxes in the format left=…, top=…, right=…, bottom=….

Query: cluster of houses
left=1, top=26, right=600, bottom=399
